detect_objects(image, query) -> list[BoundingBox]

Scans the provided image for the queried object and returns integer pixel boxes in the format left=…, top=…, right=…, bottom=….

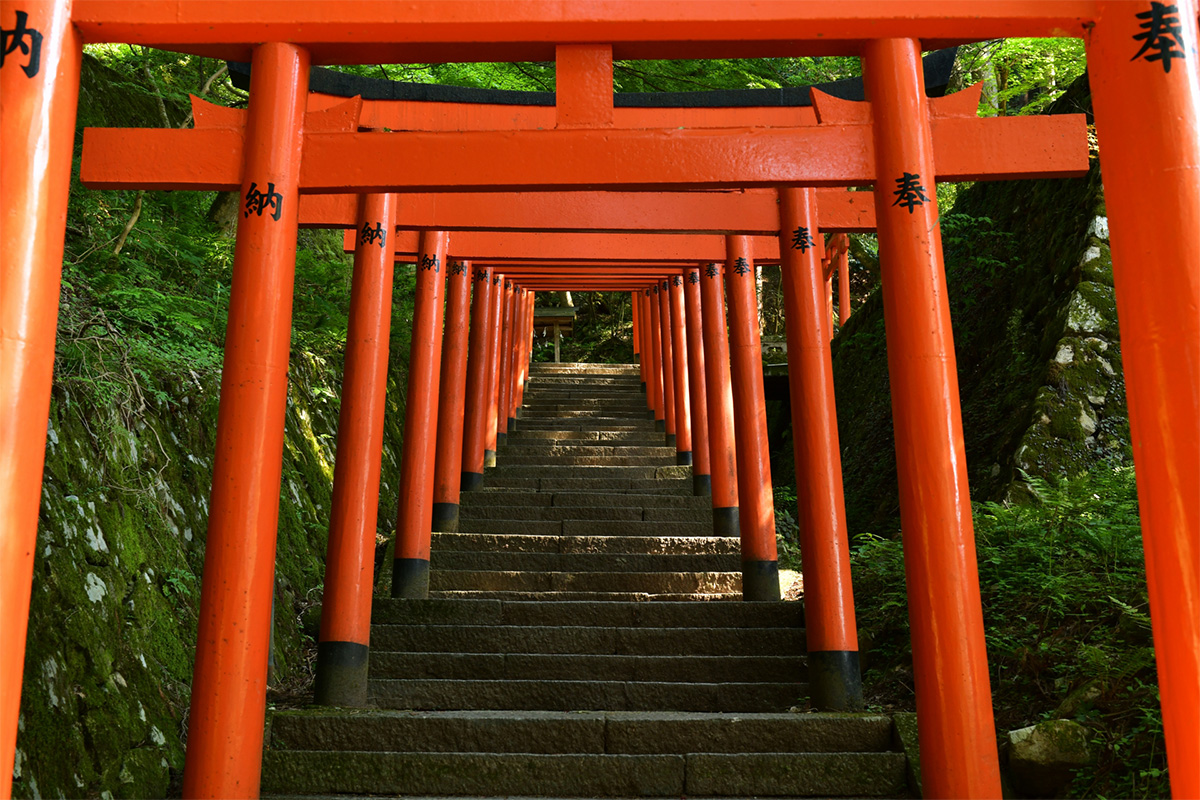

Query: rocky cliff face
left=830, top=77, right=1128, bottom=534
left=14, top=355, right=404, bottom=798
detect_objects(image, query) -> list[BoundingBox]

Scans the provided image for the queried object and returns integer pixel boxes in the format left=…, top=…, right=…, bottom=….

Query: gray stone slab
left=603, top=712, right=894, bottom=755
left=561, top=519, right=713, bottom=537
left=458, top=505, right=645, bottom=521
left=261, top=752, right=685, bottom=797
left=685, top=752, right=908, bottom=797
left=551, top=491, right=710, bottom=509
left=431, top=551, right=739, bottom=574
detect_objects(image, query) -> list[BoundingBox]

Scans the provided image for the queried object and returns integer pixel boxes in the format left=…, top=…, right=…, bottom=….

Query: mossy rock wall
left=830, top=77, right=1128, bottom=534
left=14, top=354, right=405, bottom=799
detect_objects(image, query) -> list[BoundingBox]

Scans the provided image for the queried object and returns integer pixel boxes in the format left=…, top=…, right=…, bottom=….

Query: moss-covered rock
left=15, top=356, right=405, bottom=800
left=830, top=75, right=1130, bottom=535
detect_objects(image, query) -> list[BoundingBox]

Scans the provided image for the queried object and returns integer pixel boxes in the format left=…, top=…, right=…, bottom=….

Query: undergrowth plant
left=851, top=466, right=1166, bottom=798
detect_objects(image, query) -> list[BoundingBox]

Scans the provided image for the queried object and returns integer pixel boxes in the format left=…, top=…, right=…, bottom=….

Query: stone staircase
left=262, top=362, right=911, bottom=798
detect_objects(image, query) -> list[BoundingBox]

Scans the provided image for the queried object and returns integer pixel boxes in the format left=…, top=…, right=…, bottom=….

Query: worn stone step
left=430, top=590, right=742, bottom=602
left=370, top=624, right=801, bottom=656
left=521, top=410, right=653, bottom=421
left=531, top=363, right=641, bottom=374
left=368, top=679, right=806, bottom=713
left=458, top=505, right=648, bottom=522
left=370, top=653, right=806, bottom=683
left=522, top=401, right=651, bottom=413
left=515, top=418, right=659, bottom=430
left=369, top=599, right=804, bottom=628
left=490, top=465, right=691, bottom=481
left=261, top=751, right=686, bottom=797
left=432, top=532, right=738, bottom=556
left=476, top=476, right=694, bottom=494
left=428, top=569, right=740, bottom=594
left=459, top=490, right=709, bottom=509
left=498, top=454, right=676, bottom=467
left=498, top=444, right=675, bottom=458
left=525, top=377, right=644, bottom=388
left=431, top=550, right=739, bottom=574
left=522, top=391, right=649, bottom=401
left=449, top=519, right=715, bottom=537
left=505, top=430, right=665, bottom=443
left=268, top=711, right=890, bottom=755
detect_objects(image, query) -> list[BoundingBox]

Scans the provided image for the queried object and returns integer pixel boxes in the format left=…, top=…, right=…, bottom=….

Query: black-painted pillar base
left=693, top=474, right=712, bottom=496
left=313, top=641, right=370, bottom=707
left=496, top=432, right=507, bottom=447
left=665, top=433, right=677, bottom=449
left=713, top=506, right=739, bottom=539
left=676, top=450, right=692, bottom=466
left=431, top=502, right=459, bottom=533
left=808, top=650, right=865, bottom=711
left=391, top=557, right=430, bottom=599
left=507, top=417, right=516, bottom=433
left=461, top=471, right=484, bottom=492
left=742, top=560, right=782, bottom=601
left=647, top=410, right=657, bottom=420
left=654, top=418, right=666, bottom=432
left=640, top=380, right=646, bottom=392
left=484, top=449, right=496, bottom=468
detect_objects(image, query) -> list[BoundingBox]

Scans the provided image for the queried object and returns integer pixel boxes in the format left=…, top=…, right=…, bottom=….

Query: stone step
left=522, top=400, right=651, bottom=412
left=448, top=520, right=715, bottom=537
left=522, top=390, right=649, bottom=401
left=428, top=569, right=740, bottom=594
left=501, top=440, right=668, bottom=453
left=430, top=590, right=742, bottom=601
left=369, top=678, right=806, bottom=713
left=369, top=653, right=806, bottom=683
left=524, top=377, right=644, bottom=388
left=498, top=454, right=676, bottom=467
left=369, top=600, right=804, bottom=628
left=520, top=409, right=654, bottom=420
left=490, top=465, right=691, bottom=480
left=457, top=505, right=711, bottom=523
left=459, top=490, right=711, bottom=509
left=269, top=711, right=891, bottom=755
left=531, top=363, right=641, bottom=374
left=261, top=749, right=907, bottom=797
left=370, top=623, right=802, bottom=656
left=510, top=421, right=659, bottom=431
left=431, top=551, right=739, bottom=574
left=504, top=430, right=665, bottom=443
left=431, top=533, right=739, bottom=556
left=477, top=476, right=694, bottom=494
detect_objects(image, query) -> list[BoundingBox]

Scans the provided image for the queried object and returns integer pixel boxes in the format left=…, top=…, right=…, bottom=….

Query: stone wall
left=13, top=354, right=404, bottom=798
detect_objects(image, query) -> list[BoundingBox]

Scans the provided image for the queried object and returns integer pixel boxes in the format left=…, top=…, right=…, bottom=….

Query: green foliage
left=852, top=467, right=1165, bottom=798
left=953, top=39, right=1088, bottom=116
left=773, top=486, right=802, bottom=571
left=535, top=293, right=635, bottom=364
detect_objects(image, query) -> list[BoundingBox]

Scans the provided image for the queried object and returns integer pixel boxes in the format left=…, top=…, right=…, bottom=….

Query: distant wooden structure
left=533, top=307, right=576, bottom=362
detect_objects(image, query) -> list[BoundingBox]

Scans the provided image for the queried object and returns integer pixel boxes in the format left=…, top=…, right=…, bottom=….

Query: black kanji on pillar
left=790, top=226, right=816, bottom=252
left=1132, top=2, right=1188, bottom=72
left=244, top=182, right=283, bottom=221
left=359, top=221, right=386, bottom=248
left=892, top=172, right=930, bottom=214
left=0, top=10, right=43, bottom=78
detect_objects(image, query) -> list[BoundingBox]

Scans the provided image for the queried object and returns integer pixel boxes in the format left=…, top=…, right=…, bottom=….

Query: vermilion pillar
left=508, top=288, right=530, bottom=427
left=1088, top=5, right=1199, bottom=796
left=698, top=263, right=740, bottom=543
left=835, top=234, right=852, bottom=325
left=0, top=2, right=81, bottom=792
left=778, top=188, right=862, bottom=710
left=431, top=259, right=473, bottom=533
left=460, top=266, right=494, bottom=491
left=484, top=273, right=505, bottom=467
left=724, top=236, right=780, bottom=602
left=496, top=281, right=516, bottom=445
left=641, top=289, right=658, bottom=416
left=390, top=230, right=450, bottom=599
left=314, top=193, right=397, bottom=708
left=683, top=267, right=712, bottom=496
left=667, top=275, right=693, bottom=465
left=647, top=287, right=666, bottom=431
left=632, top=291, right=642, bottom=373
left=182, top=42, right=310, bottom=798
left=519, top=290, right=535, bottom=407
left=657, top=282, right=678, bottom=447
left=863, top=38, right=1001, bottom=798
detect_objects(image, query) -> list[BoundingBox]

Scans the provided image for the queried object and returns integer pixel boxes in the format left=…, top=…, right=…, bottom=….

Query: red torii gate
left=3, top=3, right=1198, bottom=799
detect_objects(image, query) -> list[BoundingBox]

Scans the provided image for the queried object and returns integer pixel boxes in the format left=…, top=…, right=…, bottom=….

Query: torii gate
left=3, top=3, right=1198, bottom=799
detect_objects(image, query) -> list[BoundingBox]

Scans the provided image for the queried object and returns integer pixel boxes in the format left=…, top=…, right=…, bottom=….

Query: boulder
left=1007, top=719, right=1093, bottom=797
